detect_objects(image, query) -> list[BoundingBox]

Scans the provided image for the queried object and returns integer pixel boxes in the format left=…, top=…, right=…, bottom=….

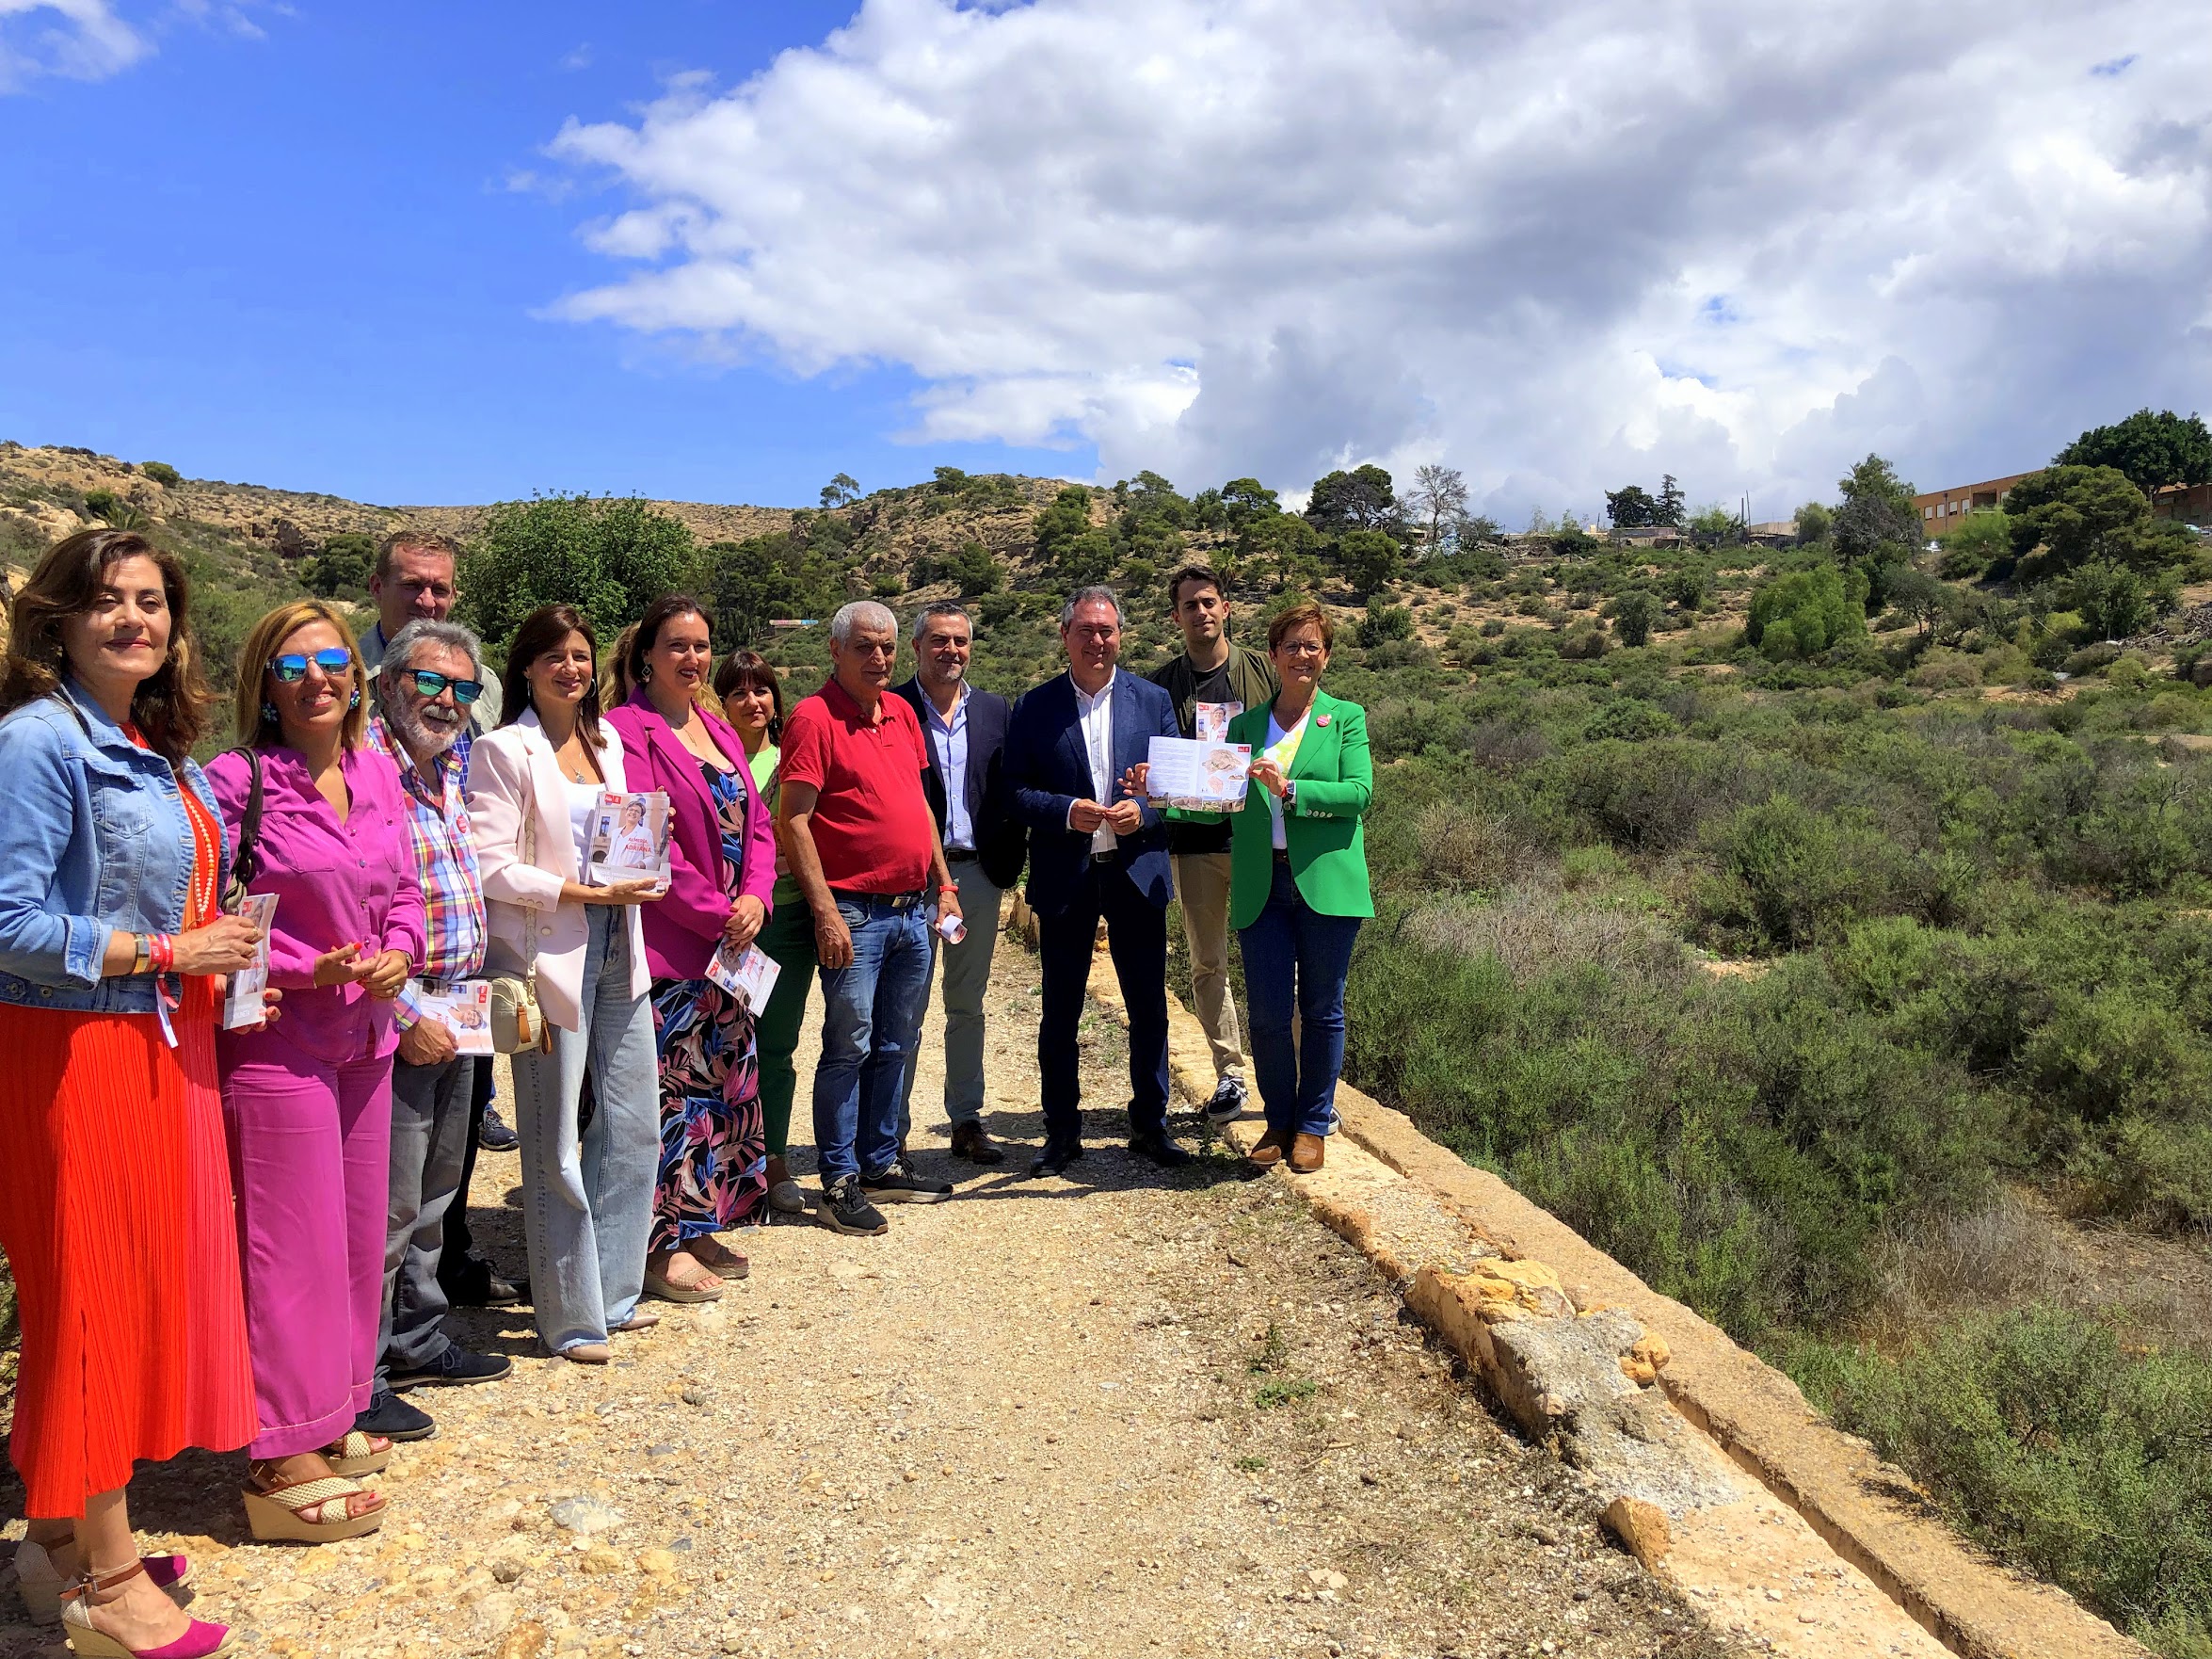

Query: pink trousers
left=220, top=1049, right=393, bottom=1460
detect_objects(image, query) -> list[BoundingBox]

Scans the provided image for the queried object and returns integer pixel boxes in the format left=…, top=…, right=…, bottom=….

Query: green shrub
left=1787, top=1306, right=2212, bottom=1659
left=1746, top=564, right=1865, bottom=659
left=138, top=461, right=182, bottom=489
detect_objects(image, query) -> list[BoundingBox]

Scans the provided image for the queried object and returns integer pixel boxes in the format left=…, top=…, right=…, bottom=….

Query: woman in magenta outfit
left=207, top=602, right=424, bottom=1545
left=604, top=595, right=776, bottom=1302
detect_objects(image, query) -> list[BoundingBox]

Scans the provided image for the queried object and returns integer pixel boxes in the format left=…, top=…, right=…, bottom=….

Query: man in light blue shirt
left=891, top=602, right=1028, bottom=1165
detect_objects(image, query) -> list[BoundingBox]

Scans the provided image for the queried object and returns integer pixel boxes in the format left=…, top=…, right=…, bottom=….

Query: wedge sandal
left=323, top=1430, right=391, bottom=1477
left=58, top=1559, right=233, bottom=1658
left=241, top=1468, right=387, bottom=1544
left=13, top=1539, right=192, bottom=1628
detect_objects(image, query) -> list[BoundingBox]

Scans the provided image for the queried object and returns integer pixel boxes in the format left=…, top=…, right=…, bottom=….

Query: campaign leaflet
left=705, top=942, right=782, bottom=1011
left=1193, top=700, right=1242, bottom=742
left=416, top=980, right=494, bottom=1056
left=583, top=790, right=672, bottom=888
left=1143, top=734, right=1251, bottom=810
left=221, top=893, right=279, bottom=1031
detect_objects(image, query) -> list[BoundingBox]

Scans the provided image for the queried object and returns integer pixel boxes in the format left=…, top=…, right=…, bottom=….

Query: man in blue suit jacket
left=1005, top=587, right=1193, bottom=1174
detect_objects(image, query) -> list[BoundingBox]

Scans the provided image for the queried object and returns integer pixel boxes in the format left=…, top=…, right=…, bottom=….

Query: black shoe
left=1029, top=1136, right=1085, bottom=1176
left=1204, top=1075, right=1249, bottom=1127
left=477, top=1105, right=520, bottom=1152
left=355, top=1388, right=436, bottom=1442
left=387, top=1344, right=513, bottom=1393
left=949, top=1121, right=1006, bottom=1165
left=860, top=1156, right=953, bottom=1204
left=440, top=1254, right=526, bottom=1308
left=819, top=1174, right=890, bottom=1235
left=1129, top=1129, right=1194, bottom=1168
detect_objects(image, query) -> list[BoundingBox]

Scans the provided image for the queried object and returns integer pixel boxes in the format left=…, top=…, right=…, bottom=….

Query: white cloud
left=544, top=0, right=2212, bottom=516
left=0, top=0, right=148, bottom=89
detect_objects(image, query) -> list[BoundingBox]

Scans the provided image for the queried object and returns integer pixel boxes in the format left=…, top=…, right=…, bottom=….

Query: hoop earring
left=260, top=701, right=279, bottom=728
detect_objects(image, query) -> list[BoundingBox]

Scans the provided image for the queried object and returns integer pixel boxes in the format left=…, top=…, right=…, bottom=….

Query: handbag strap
left=220, top=746, right=265, bottom=894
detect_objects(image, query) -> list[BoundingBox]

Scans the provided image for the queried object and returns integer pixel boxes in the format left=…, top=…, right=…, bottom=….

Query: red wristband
left=151, top=933, right=175, bottom=973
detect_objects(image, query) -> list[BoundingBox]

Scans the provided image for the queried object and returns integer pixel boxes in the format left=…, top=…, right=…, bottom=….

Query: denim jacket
left=0, top=678, right=229, bottom=1014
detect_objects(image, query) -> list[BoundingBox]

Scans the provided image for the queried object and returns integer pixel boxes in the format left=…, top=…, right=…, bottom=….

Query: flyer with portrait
left=221, top=893, right=279, bottom=1031
left=1193, top=700, right=1242, bottom=742
left=584, top=790, right=672, bottom=888
left=1144, top=734, right=1251, bottom=810
left=417, top=980, right=495, bottom=1056
left=705, top=942, right=781, bottom=1010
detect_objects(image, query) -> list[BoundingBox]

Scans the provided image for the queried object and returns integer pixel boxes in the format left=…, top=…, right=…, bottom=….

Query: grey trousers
left=899, top=860, right=1006, bottom=1135
left=377, top=1049, right=474, bottom=1386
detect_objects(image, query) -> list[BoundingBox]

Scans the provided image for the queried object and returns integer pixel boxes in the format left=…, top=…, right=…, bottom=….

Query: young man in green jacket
left=1146, top=564, right=1277, bottom=1125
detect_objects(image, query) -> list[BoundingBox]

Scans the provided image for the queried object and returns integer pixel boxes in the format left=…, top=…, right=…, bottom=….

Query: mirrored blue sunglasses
left=269, top=648, right=354, bottom=683
left=404, top=669, right=484, bottom=705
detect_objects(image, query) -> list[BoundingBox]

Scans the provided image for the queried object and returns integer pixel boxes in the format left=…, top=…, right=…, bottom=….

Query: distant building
left=1608, top=524, right=1684, bottom=548
left=1913, top=473, right=2036, bottom=538
left=2153, top=482, right=2212, bottom=525
left=1745, top=520, right=1798, bottom=546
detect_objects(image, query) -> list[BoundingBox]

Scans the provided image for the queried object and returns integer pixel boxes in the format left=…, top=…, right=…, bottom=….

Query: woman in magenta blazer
left=209, top=602, right=423, bottom=1545
left=604, top=595, right=777, bottom=1301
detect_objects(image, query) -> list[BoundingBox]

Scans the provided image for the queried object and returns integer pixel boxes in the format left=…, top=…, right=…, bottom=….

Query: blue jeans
left=1239, top=860, right=1363, bottom=1140
left=509, top=905, right=659, bottom=1355
left=813, top=894, right=934, bottom=1184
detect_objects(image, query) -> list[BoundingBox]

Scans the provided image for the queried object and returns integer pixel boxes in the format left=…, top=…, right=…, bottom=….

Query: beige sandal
left=324, top=1430, right=391, bottom=1476
left=643, top=1255, right=725, bottom=1303
left=242, top=1464, right=387, bottom=1543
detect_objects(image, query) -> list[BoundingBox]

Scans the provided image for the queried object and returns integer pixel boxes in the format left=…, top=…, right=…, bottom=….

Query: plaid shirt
left=367, top=717, right=489, bottom=1030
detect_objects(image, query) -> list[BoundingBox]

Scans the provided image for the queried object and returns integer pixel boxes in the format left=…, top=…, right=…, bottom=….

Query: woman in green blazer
left=1144, top=601, right=1373, bottom=1172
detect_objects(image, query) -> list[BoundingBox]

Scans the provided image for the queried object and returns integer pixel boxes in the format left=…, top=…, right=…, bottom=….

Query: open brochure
left=416, top=980, right=494, bottom=1055
left=221, top=893, right=278, bottom=1030
left=1144, top=734, right=1251, bottom=810
left=583, top=790, right=673, bottom=888
left=705, top=942, right=781, bottom=1011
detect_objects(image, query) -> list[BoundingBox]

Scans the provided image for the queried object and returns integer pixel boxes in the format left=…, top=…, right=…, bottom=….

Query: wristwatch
left=1282, top=781, right=1297, bottom=813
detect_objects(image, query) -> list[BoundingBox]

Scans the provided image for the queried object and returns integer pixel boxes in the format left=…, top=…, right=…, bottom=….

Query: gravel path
left=3, top=936, right=1736, bottom=1659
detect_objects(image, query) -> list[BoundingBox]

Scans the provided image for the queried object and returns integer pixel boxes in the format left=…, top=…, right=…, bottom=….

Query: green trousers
left=753, top=898, right=820, bottom=1159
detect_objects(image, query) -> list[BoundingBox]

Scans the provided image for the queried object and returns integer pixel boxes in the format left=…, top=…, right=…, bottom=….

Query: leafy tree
left=944, top=540, right=1002, bottom=595
left=1056, top=530, right=1117, bottom=587
left=1746, top=564, right=1865, bottom=659
left=1937, top=509, right=2012, bottom=579
left=139, top=461, right=182, bottom=489
left=1219, top=477, right=1279, bottom=529
left=1794, top=501, right=1834, bottom=545
left=1550, top=523, right=1600, bottom=557
left=1656, top=473, right=1687, bottom=527
left=462, top=493, right=697, bottom=647
left=1356, top=597, right=1414, bottom=645
left=1605, top=484, right=1659, bottom=527
left=306, top=531, right=377, bottom=598
left=1189, top=487, right=1226, bottom=531
left=820, top=472, right=860, bottom=509
left=2064, top=560, right=2171, bottom=643
left=1124, top=470, right=1190, bottom=527
left=1663, top=567, right=1707, bottom=610
left=701, top=531, right=850, bottom=647
left=1687, top=504, right=1739, bottom=545
left=1306, top=464, right=1399, bottom=536
left=932, top=466, right=970, bottom=495
left=1883, top=566, right=1947, bottom=637
left=2054, top=408, right=2212, bottom=495
left=1032, top=485, right=1096, bottom=564
left=1406, top=463, right=1469, bottom=547
left=1338, top=528, right=1403, bottom=594
left=1239, top=509, right=1321, bottom=568
left=81, top=488, right=146, bottom=530
left=1612, top=588, right=1659, bottom=647
left=2001, top=465, right=2188, bottom=579
left=1462, top=514, right=1504, bottom=545
left=1833, top=455, right=1921, bottom=610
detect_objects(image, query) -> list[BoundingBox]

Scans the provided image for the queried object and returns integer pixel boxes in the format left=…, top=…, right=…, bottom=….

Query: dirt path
left=2, top=936, right=1736, bottom=1659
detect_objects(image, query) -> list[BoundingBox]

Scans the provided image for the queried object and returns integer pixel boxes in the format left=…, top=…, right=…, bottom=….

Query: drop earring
left=639, top=664, right=652, bottom=684
left=260, top=701, right=279, bottom=727
left=349, top=688, right=361, bottom=710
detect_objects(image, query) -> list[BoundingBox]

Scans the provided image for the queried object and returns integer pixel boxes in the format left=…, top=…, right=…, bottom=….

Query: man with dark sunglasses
left=359, top=619, right=511, bottom=1442
left=360, top=533, right=523, bottom=1216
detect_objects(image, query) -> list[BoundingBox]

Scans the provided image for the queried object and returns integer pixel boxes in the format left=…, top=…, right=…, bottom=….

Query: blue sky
left=0, top=3, right=1094, bottom=507
left=3, top=2, right=2205, bottom=521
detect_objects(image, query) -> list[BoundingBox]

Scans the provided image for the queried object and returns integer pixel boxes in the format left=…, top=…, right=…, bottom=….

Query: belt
left=1090, top=850, right=1115, bottom=866
left=947, top=849, right=980, bottom=862
left=828, top=887, right=927, bottom=911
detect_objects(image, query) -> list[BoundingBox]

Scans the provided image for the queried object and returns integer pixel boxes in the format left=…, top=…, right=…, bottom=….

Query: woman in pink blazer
left=467, top=605, right=662, bottom=1366
left=604, top=595, right=776, bottom=1301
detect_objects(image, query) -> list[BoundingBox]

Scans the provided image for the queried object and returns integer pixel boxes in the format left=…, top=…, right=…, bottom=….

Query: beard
left=391, top=697, right=464, bottom=759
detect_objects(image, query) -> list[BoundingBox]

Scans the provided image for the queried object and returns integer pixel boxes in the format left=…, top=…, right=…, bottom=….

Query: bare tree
left=1406, top=463, right=1469, bottom=550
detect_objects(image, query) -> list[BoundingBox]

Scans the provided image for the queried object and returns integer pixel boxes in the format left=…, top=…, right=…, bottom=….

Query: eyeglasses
left=403, top=668, right=484, bottom=704
left=270, top=649, right=354, bottom=683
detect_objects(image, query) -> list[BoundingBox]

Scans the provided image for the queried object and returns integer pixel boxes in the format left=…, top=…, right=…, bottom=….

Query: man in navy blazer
left=892, top=601, right=1029, bottom=1166
left=1004, top=587, right=1194, bottom=1174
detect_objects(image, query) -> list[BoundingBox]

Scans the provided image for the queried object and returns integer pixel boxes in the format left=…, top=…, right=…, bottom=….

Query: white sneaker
left=1205, top=1075, right=1249, bottom=1126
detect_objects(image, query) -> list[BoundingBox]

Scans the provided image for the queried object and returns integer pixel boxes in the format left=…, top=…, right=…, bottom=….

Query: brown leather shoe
left=1246, top=1128, right=1287, bottom=1168
left=1290, top=1133, right=1326, bottom=1173
left=949, top=1121, right=1005, bottom=1165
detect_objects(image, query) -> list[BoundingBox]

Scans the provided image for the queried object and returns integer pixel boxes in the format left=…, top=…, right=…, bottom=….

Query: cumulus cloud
left=544, top=0, right=2212, bottom=517
left=0, top=0, right=148, bottom=88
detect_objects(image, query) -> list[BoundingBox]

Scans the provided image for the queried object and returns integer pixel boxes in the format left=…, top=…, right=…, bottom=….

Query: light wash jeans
left=813, top=894, right=934, bottom=1185
left=509, top=906, right=658, bottom=1355
left=898, top=861, right=1006, bottom=1137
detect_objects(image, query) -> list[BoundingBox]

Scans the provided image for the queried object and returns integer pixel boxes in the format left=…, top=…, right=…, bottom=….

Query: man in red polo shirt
left=777, top=600, right=964, bottom=1234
